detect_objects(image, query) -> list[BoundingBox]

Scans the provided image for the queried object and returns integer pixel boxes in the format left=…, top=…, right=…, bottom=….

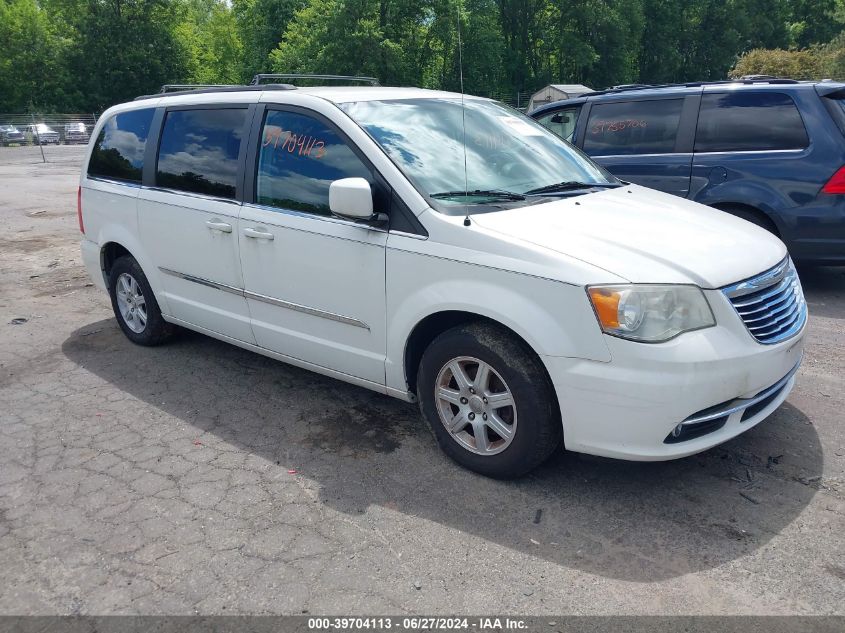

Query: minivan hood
left=471, top=185, right=787, bottom=288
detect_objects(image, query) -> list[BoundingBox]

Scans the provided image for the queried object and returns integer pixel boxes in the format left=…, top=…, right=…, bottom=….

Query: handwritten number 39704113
left=263, top=126, right=326, bottom=159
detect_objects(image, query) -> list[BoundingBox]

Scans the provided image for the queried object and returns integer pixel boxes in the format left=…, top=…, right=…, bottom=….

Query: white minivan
left=78, top=82, right=807, bottom=478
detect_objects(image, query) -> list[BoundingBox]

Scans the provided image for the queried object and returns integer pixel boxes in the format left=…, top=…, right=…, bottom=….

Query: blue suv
left=531, top=79, right=845, bottom=263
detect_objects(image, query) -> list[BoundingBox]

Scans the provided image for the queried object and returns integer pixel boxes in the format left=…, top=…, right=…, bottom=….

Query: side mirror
left=329, top=177, right=374, bottom=220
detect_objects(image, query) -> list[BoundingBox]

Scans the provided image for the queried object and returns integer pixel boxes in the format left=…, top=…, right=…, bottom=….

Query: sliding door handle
left=205, top=220, right=232, bottom=233
left=243, top=227, right=275, bottom=240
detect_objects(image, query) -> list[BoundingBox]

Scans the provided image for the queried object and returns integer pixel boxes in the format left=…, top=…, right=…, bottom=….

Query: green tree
left=233, top=0, right=305, bottom=79
left=787, top=0, right=838, bottom=48
left=56, top=0, right=190, bottom=110
left=730, top=47, right=823, bottom=78
left=0, top=0, right=68, bottom=111
left=269, top=0, right=444, bottom=87
left=3, top=0, right=845, bottom=114
left=176, top=0, right=243, bottom=84
left=494, top=0, right=545, bottom=92
left=639, top=0, right=685, bottom=83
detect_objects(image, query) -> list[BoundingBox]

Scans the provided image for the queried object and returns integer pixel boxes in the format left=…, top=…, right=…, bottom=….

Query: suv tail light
left=77, top=186, right=85, bottom=233
left=822, top=166, right=845, bottom=194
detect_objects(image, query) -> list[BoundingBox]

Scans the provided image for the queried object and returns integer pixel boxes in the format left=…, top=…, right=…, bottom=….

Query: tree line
left=1, top=0, right=843, bottom=113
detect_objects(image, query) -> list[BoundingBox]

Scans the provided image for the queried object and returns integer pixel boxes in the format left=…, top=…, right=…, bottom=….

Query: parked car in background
left=0, top=125, right=26, bottom=146
left=77, top=84, right=805, bottom=478
left=63, top=122, right=90, bottom=144
left=26, top=123, right=60, bottom=145
left=531, top=79, right=845, bottom=264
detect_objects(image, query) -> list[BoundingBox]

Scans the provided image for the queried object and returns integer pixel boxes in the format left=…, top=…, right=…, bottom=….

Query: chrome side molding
left=244, top=291, right=369, bottom=330
left=158, top=267, right=369, bottom=330
left=158, top=267, right=242, bottom=296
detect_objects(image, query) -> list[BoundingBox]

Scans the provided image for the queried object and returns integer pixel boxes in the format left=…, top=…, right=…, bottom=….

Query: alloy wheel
left=434, top=356, right=517, bottom=455
left=115, top=272, right=147, bottom=333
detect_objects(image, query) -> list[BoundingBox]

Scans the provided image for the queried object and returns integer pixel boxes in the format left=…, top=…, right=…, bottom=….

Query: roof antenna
left=455, top=0, right=471, bottom=227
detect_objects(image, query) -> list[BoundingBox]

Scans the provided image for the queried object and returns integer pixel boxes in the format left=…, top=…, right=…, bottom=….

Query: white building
left=527, top=84, right=592, bottom=112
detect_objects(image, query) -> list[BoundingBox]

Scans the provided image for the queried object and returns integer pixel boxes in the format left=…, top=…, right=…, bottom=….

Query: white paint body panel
left=238, top=204, right=388, bottom=384
left=138, top=188, right=255, bottom=343
left=471, top=184, right=788, bottom=288
left=78, top=86, right=806, bottom=462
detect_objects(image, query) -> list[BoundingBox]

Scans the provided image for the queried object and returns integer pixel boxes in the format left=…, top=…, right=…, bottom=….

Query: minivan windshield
left=341, top=98, right=617, bottom=214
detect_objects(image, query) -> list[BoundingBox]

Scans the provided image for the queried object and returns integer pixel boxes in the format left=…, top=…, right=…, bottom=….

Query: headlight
left=587, top=284, right=715, bottom=342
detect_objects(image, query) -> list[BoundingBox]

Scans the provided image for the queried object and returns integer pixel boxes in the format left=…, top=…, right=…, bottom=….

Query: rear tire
left=417, top=322, right=561, bottom=479
left=108, top=255, right=175, bottom=346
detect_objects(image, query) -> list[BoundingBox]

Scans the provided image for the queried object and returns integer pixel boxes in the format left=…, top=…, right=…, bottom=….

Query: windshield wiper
left=430, top=189, right=526, bottom=202
left=523, top=181, right=621, bottom=195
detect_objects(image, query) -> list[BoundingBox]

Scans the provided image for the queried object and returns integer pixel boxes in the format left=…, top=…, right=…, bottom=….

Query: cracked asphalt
left=0, top=145, right=844, bottom=615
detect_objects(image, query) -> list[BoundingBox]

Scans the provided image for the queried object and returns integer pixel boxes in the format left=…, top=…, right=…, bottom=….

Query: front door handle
left=206, top=220, right=232, bottom=233
left=243, top=227, right=275, bottom=240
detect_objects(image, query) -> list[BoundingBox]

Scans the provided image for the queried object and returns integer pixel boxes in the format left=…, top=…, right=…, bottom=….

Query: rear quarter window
left=583, top=99, right=684, bottom=156
left=695, top=92, right=808, bottom=152
left=821, top=92, right=845, bottom=137
left=87, top=108, right=155, bottom=183
left=534, top=106, right=581, bottom=143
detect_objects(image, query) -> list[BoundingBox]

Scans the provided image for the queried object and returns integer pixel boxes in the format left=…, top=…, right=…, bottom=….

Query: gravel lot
left=0, top=145, right=843, bottom=615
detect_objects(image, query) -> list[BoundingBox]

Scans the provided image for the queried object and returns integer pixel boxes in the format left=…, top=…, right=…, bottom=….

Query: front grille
left=722, top=257, right=807, bottom=344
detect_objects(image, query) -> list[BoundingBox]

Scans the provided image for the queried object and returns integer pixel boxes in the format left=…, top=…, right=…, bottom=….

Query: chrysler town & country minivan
left=78, top=83, right=807, bottom=478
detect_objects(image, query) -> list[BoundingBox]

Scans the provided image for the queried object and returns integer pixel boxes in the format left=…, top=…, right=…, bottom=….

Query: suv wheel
left=417, top=322, right=561, bottom=478
left=108, top=255, right=175, bottom=346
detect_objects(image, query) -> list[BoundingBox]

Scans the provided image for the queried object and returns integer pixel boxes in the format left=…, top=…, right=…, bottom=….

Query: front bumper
left=543, top=288, right=806, bottom=461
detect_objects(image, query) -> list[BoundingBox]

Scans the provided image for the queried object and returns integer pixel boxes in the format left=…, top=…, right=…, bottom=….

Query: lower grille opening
left=740, top=385, right=785, bottom=422
left=664, top=416, right=728, bottom=444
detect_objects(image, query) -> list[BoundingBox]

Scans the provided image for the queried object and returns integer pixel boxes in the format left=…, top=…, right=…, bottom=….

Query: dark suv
left=531, top=79, right=845, bottom=263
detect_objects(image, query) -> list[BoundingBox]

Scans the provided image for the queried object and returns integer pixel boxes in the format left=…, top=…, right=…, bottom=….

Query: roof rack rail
left=136, top=84, right=297, bottom=101
left=583, top=77, right=801, bottom=97
left=609, top=83, right=651, bottom=91
left=250, top=73, right=380, bottom=86
left=160, top=84, right=233, bottom=93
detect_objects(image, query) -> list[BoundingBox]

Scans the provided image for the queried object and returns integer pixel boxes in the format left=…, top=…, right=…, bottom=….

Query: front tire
left=108, top=255, right=175, bottom=346
left=417, top=322, right=562, bottom=478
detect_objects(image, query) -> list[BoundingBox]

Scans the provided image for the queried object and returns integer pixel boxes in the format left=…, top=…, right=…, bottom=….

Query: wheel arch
left=710, top=201, right=781, bottom=237
left=101, top=241, right=133, bottom=278
left=403, top=310, right=559, bottom=412
left=95, top=232, right=170, bottom=315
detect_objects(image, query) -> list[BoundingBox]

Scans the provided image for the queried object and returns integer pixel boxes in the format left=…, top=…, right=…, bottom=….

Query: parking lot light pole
left=30, top=113, right=46, bottom=163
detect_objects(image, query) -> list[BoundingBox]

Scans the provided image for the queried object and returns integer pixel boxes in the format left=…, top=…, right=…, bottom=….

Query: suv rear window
left=87, top=108, right=155, bottom=183
left=583, top=99, right=683, bottom=156
left=156, top=108, right=248, bottom=199
left=695, top=92, right=808, bottom=152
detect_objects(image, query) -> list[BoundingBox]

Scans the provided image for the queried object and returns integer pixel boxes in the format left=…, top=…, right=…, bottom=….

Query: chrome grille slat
left=731, top=277, right=793, bottom=308
left=750, top=308, right=800, bottom=335
left=757, top=311, right=802, bottom=339
left=746, top=299, right=800, bottom=331
left=736, top=285, right=796, bottom=316
left=722, top=258, right=807, bottom=345
left=741, top=293, right=798, bottom=324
